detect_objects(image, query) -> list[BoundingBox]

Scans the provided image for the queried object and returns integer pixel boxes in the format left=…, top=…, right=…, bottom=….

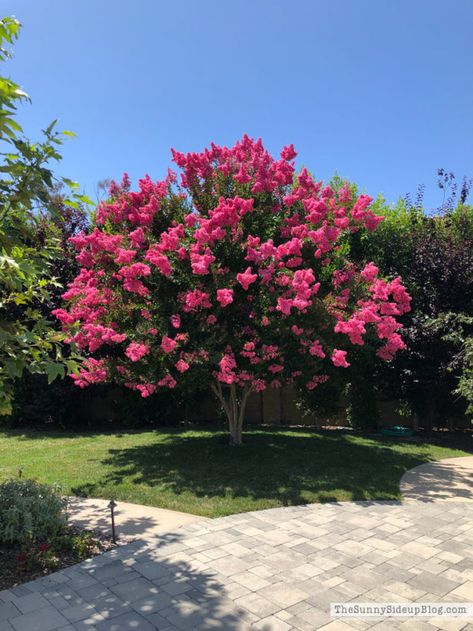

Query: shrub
left=345, top=381, right=379, bottom=432
left=0, top=479, right=68, bottom=545
left=351, top=202, right=473, bottom=431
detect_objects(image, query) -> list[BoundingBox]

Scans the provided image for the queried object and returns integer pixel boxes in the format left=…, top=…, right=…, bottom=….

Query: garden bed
left=0, top=527, right=117, bottom=591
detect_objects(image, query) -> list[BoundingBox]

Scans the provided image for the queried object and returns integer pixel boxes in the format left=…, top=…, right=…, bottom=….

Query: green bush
left=349, top=199, right=473, bottom=431
left=0, top=479, right=68, bottom=545
left=346, top=381, right=379, bottom=432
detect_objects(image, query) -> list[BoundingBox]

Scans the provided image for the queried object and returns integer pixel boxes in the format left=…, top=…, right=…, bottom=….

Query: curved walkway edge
left=67, top=497, right=207, bottom=540
left=400, top=455, right=473, bottom=503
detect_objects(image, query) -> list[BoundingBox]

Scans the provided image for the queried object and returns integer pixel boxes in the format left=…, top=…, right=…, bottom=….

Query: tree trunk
left=211, top=381, right=252, bottom=445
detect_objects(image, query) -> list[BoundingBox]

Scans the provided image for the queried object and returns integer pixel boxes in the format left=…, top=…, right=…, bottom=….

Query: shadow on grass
left=71, top=428, right=437, bottom=509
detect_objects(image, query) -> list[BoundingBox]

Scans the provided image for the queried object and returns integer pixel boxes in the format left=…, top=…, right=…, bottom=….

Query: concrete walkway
left=401, top=456, right=473, bottom=503
left=67, top=497, right=207, bottom=540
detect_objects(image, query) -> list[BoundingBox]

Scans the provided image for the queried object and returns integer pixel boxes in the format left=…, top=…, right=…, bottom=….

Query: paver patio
left=2, top=457, right=473, bottom=630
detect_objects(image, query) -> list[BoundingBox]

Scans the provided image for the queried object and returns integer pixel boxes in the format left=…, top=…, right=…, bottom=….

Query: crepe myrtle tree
left=55, top=137, right=411, bottom=444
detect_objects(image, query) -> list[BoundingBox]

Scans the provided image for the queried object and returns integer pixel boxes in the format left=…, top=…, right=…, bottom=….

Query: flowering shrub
left=56, top=136, right=410, bottom=443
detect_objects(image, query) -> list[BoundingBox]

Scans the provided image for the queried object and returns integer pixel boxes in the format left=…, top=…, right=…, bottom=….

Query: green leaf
left=5, top=358, right=24, bottom=378
left=13, top=88, right=28, bottom=99
left=62, top=177, right=80, bottom=189
left=76, top=194, right=94, bottom=206
left=44, top=119, right=58, bottom=135
left=64, top=199, right=79, bottom=209
left=64, top=359, right=80, bottom=375
left=45, top=362, right=65, bottom=384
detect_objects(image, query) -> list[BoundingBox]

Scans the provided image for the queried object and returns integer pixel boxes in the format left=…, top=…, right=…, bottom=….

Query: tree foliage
left=0, top=17, right=84, bottom=415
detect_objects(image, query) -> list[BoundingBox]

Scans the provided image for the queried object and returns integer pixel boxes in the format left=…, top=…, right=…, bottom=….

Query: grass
left=0, top=427, right=469, bottom=517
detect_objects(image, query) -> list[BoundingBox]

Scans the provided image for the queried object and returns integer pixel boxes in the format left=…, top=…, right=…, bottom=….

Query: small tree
left=56, top=137, right=410, bottom=444
left=0, top=17, right=85, bottom=415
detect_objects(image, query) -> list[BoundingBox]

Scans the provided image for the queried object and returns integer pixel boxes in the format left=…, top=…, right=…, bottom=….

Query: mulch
left=0, top=527, right=118, bottom=592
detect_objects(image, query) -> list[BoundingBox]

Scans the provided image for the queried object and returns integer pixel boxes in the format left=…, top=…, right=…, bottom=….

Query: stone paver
left=3, top=457, right=473, bottom=630
left=401, top=457, right=473, bottom=502
left=2, top=501, right=473, bottom=629
left=9, top=606, right=69, bottom=631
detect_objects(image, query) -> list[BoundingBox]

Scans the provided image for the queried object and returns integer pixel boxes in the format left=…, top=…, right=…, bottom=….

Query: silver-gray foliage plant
left=0, top=478, right=68, bottom=545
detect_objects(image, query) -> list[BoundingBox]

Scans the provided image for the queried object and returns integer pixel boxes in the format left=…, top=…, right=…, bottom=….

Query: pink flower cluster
left=216, top=351, right=238, bottom=384
left=333, top=270, right=411, bottom=360
left=306, top=374, right=329, bottom=390
left=216, top=288, right=233, bottom=307
left=70, top=359, right=108, bottom=388
left=125, top=342, right=149, bottom=362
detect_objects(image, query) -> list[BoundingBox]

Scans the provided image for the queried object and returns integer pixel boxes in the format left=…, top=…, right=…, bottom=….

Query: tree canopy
left=56, top=137, right=410, bottom=443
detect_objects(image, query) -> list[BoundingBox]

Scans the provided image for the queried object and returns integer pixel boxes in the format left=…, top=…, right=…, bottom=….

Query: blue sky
left=5, top=0, right=473, bottom=209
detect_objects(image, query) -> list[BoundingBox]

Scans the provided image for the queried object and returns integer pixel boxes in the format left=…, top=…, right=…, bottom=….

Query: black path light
left=108, top=499, right=117, bottom=543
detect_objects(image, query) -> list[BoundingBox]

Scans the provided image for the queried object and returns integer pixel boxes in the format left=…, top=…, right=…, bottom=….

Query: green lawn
left=0, top=427, right=469, bottom=517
